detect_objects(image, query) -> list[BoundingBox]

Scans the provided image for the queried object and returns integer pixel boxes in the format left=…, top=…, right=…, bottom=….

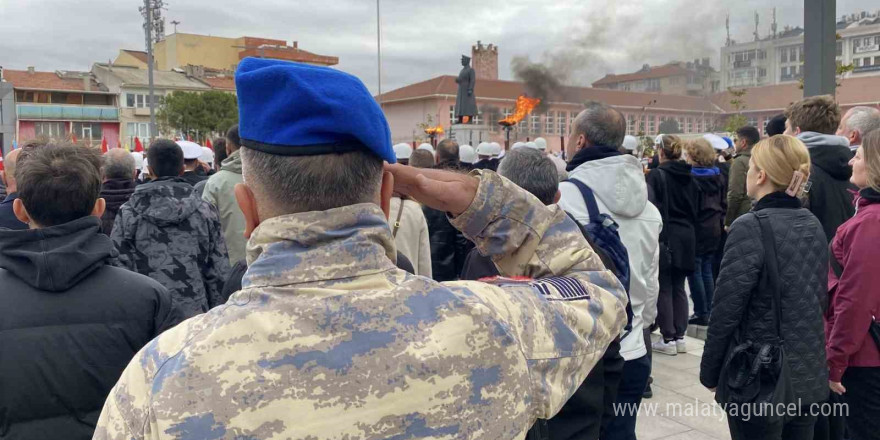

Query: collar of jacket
left=566, top=144, right=622, bottom=172
left=220, top=149, right=243, bottom=174
left=243, top=203, right=398, bottom=288
left=753, top=191, right=801, bottom=211
left=691, top=166, right=720, bottom=177
left=733, top=145, right=752, bottom=159
left=797, top=131, right=851, bottom=149
left=857, top=187, right=880, bottom=207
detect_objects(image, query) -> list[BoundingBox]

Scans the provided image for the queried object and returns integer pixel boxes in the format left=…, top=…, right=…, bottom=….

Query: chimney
left=292, top=41, right=298, bottom=49
left=27, top=66, right=35, bottom=75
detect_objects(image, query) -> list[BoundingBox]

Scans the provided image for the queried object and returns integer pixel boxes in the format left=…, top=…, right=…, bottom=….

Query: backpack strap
left=754, top=212, right=784, bottom=343
left=392, top=197, right=406, bottom=238
left=563, top=179, right=601, bottom=223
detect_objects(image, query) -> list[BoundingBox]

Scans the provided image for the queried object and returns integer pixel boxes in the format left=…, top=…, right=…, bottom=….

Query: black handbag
left=656, top=169, right=674, bottom=270
left=715, top=212, right=795, bottom=424
left=829, top=243, right=880, bottom=351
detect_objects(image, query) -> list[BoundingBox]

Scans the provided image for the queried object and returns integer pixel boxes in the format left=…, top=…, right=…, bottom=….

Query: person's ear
left=91, top=197, right=106, bottom=218
left=577, top=134, right=587, bottom=151
left=380, top=170, right=394, bottom=220
left=795, top=127, right=802, bottom=136
left=553, top=190, right=561, bottom=204
left=235, top=183, right=260, bottom=239
left=757, top=169, right=768, bottom=186
left=850, top=131, right=860, bottom=146
left=12, top=198, right=31, bottom=225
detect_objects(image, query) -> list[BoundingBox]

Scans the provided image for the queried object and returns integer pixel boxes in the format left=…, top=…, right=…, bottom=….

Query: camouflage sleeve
left=448, top=170, right=628, bottom=419
left=202, top=205, right=231, bottom=308
left=110, top=206, right=134, bottom=270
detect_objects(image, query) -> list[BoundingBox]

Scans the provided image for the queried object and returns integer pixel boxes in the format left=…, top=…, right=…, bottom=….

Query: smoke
left=511, top=57, right=565, bottom=113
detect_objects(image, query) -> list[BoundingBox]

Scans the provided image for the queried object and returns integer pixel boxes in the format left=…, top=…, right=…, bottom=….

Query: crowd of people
left=0, top=56, right=879, bottom=440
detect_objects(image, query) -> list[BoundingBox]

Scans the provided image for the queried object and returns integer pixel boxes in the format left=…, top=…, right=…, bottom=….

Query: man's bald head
left=2, top=149, right=22, bottom=192
left=103, top=148, right=137, bottom=181
left=567, top=101, right=626, bottom=159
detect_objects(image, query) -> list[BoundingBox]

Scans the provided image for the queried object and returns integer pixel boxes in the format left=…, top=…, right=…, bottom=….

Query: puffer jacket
left=0, top=216, right=180, bottom=440
left=424, top=161, right=474, bottom=281
left=202, top=150, right=247, bottom=265
left=798, top=132, right=856, bottom=242
left=700, top=192, right=829, bottom=405
left=692, top=166, right=727, bottom=255
left=111, top=177, right=231, bottom=318
left=646, top=160, right=699, bottom=271
left=99, top=178, right=137, bottom=235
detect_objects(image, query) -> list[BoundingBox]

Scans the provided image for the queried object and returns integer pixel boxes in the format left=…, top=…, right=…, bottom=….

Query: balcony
left=854, top=64, right=880, bottom=73
left=733, top=60, right=752, bottom=68
left=16, top=104, right=118, bottom=121
left=779, top=73, right=804, bottom=82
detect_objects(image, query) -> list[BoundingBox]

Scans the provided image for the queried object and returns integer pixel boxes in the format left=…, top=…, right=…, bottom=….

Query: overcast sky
left=0, top=0, right=876, bottom=93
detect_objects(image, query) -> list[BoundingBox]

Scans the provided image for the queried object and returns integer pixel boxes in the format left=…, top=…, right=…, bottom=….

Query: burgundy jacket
left=827, top=188, right=880, bottom=382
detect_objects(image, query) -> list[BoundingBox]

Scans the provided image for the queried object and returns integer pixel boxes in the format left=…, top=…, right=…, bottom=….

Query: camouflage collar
left=243, top=203, right=397, bottom=288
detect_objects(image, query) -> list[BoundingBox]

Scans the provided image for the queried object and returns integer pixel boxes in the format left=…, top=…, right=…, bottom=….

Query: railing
left=16, top=104, right=118, bottom=121
left=733, top=60, right=752, bottom=68
left=854, top=64, right=880, bottom=73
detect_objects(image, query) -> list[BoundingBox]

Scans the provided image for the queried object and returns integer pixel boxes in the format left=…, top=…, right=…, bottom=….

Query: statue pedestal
left=449, top=124, right=491, bottom=146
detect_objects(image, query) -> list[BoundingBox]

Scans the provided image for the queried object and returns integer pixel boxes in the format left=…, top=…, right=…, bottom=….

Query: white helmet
left=490, top=142, right=502, bottom=157
left=393, top=143, right=413, bottom=160
left=176, top=140, right=203, bottom=160
left=417, top=143, right=435, bottom=153
left=703, top=134, right=729, bottom=151
left=654, top=135, right=665, bottom=146
left=525, top=141, right=539, bottom=150
left=534, top=137, right=547, bottom=150
left=476, top=142, right=493, bottom=156
left=622, top=135, right=638, bottom=152
left=459, top=144, right=477, bottom=164
left=512, top=142, right=525, bottom=150
left=200, top=146, right=215, bottom=167
left=130, top=152, right=145, bottom=171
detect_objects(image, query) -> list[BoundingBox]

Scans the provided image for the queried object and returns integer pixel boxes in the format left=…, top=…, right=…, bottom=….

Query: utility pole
left=171, top=20, right=180, bottom=34
left=804, top=0, right=837, bottom=97
left=140, top=0, right=163, bottom=141
left=376, top=0, right=383, bottom=109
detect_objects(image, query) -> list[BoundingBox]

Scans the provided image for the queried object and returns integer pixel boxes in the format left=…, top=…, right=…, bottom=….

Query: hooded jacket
left=826, top=188, right=880, bottom=382
left=0, top=192, right=27, bottom=230
left=692, top=166, right=727, bottom=255
left=0, top=216, right=179, bottom=440
left=798, top=132, right=856, bottom=242
left=111, top=177, right=231, bottom=318
left=647, top=160, right=699, bottom=271
left=560, top=148, right=663, bottom=361
left=202, top=150, right=247, bottom=265
left=725, top=147, right=752, bottom=227
left=99, top=178, right=137, bottom=236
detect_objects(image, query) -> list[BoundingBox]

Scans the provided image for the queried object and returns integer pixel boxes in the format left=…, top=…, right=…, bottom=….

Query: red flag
left=0, top=150, right=5, bottom=172
left=71, top=132, right=78, bottom=144
left=187, top=135, right=193, bottom=142
left=206, top=138, right=213, bottom=149
left=134, top=137, right=144, bottom=153
left=101, top=137, right=109, bottom=154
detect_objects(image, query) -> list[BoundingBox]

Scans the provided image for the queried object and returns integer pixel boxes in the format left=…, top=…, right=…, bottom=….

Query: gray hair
left=574, top=101, right=626, bottom=148
left=103, top=149, right=136, bottom=180
left=844, top=106, right=880, bottom=138
left=497, top=147, right=558, bottom=205
left=240, top=148, right=383, bottom=216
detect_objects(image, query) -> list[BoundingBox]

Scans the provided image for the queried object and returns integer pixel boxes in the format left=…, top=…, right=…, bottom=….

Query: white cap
left=476, top=142, right=493, bottom=156
left=622, top=135, right=638, bottom=152
left=703, top=134, right=729, bottom=151
left=393, top=143, right=413, bottom=160
left=525, top=141, right=539, bottom=150
left=489, top=142, right=502, bottom=157
left=459, top=144, right=477, bottom=164
left=654, top=135, right=665, bottom=146
left=200, top=146, right=215, bottom=166
left=512, top=142, right=525, bottom=150
left=177, top=140, right=203, bottom=160
left=417, top=143, right=435, bottom=153
left=534, top=137, right=547, bottom=150
left=130, top=152, right=144, bottom=171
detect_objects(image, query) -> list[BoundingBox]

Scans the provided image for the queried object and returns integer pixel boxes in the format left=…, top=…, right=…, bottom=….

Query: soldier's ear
left=380, top=170, right=394, bottom=220
left=91, top=198, right=106, bottom=219
left=235, top=183, right=260, bottom=239
left=12, top=198, right=31, bottom=226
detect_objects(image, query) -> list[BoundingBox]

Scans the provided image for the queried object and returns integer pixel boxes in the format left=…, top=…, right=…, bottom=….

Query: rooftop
left=711, top=75, right=880, bottom=112
left=2, top=69, right=109, bottom=93
left=592, top=64, right=694, bottom=87
left=92, top=63, right=211, bottom=90
left=121, top=50, right=148, bottom=64
left=200, top=76, right=236, bottom=91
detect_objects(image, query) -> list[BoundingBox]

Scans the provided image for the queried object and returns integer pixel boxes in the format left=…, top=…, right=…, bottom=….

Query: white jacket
left=558, top=154, right=662, bottom=361
left=389, top=197, right=432, bottom=278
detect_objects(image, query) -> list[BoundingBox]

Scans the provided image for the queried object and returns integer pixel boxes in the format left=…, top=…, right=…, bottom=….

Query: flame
left=500, top=95, right=541, bottom=125
left=425, top=124, right=444, bottom=135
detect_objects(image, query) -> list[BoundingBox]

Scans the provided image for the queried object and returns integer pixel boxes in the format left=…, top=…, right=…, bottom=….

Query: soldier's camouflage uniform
left=95, top=171, right=628, bottom=440
left=111, top=177, right=231, bottom=318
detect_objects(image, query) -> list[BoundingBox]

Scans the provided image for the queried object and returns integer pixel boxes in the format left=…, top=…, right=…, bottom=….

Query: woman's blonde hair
left=659, top=134, right=683, bottom=160
left=684, top=138, right=717, bottom=167
left=861, top=129, right=880, bottom=192
left=751, top=135, right=811, bottom=194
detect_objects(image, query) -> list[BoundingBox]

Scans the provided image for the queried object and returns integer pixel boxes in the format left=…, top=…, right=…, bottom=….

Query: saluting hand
left=384, top=163, right=479, bottom=217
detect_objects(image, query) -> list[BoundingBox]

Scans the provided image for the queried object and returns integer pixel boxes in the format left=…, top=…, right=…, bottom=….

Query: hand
left=384, top=163, right=479, bottom=217
left=829, top=381, right=846, bottom=395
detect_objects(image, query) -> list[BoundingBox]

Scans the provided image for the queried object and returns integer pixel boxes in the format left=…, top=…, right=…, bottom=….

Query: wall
left=17, top=121, right=35, bottom=142
left=472, top=43, right=499, bottom=80
left=157, top=34, right=240, bottom=71
left=102, top=123, right=120, bottom=149
left=113, top=51, right=147, bottom=68
left=0, top=82, right=14, bottom=154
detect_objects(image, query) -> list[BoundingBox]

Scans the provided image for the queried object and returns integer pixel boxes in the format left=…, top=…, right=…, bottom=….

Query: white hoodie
left=558, top=154, right=662, bottom=361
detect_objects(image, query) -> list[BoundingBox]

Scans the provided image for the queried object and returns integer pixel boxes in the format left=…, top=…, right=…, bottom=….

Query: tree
left=723, top=87, right=749, bottom=133
left=157, top=91, right=238, bottom=139
left=658, top=119, right=680, bottom=134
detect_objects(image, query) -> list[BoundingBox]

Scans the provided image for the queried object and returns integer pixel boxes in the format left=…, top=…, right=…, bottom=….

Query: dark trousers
left=687, top=253, right=715, bottom=318
left=812, top=393, right=846, bottom=440
left=657, top=267, right=689, bottom=341
left=842, top=367, right=880, bottom=440
left=604, top=355, right=651, bottom=440
left=728, top=414, right=817, bottom=440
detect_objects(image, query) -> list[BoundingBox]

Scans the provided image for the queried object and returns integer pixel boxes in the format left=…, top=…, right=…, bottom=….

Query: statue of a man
left=455, top=55, right=478, bottom=124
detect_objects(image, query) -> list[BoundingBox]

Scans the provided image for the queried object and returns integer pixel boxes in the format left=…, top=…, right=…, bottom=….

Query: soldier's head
left=567, top=101, right=626, bottom=160
left=13, top=142, right=105, bottom=228
left=497, top=147, right=559, bottom=206
left=103, top=148, right=137, bottom=182
left=146, top=139, right=184, bottom=178
left=784, top=95, right=841, bottom=136
left=436, top=139, right=460, bottom=166
left=409, top=149, right=435, bottom=169
left=233, top=58, right=396, bottom=240
left=461, top=55, right=470, bottom=67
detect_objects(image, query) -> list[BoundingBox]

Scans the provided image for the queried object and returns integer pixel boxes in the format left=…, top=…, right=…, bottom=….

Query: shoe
left=688, top=315, right=709, bottom=326
left=652, top=339, right=677, bottom=356
left=676, top=339, right=687, bottom=353
left=643, top=384, right=653, bottom=399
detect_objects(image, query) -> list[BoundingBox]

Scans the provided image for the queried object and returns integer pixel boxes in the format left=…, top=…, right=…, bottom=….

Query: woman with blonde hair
left=701, top=135, right=829, bottom=439
left=826, top=129, right=880, bottom=440
left=647, top=134, right=699, bottom=355
left=684, top=138, right=727, bottom=326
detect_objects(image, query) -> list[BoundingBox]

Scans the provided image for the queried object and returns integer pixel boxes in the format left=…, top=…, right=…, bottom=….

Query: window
left=558, top=112, right=567, bottom=135
left=854, top=58, right=862, bottom=67
left=686, top=117, right=693, bottom=133
left=72, top=122, right=102, bottom=141
left=799, top=46, right=804, bottom=62
left=530, top=114, right=540, bottom=134
left=647, top=116, right=656, bottom=135
left=781, top=50, right=788, bottom=63
left=34, top=122, right=66, bottom=137
left=837, top=41, right=844, bottom=57
left=759, top=68, right=767, bottom=77
left=782, top=66, right=789, bottom=77
left=748, top=117, right=758, bottom=127
left=125, top=93, right=161, bottom=108
left=546, top=112, right=556, bottom=135
left=626, top=114, right=635, bottom=134
left=875, top=36, right=880, bottom=46
left=876, top=56, right=880, bottom=66
left=126, top=122, right=150, bottom=140
left=763, top=118, right=770, bottom=131
left=865, top=57, right=873, bottom=67
left=449, top=106, right=455, bottom=124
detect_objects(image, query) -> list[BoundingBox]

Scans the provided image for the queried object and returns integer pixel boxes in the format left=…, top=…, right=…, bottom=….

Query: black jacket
left=474, top=158, right=500, bottom=172
left=0, top=216, right=180, bottom=440
left=647, top=161, right=699, bottom=271
left=0, top=193, right=27, bottom=230
left=807, top=144, right=856, bottom=243
left=700, top=193, right=829, bottom=405
left=692, top=167, right=727, bottom=255
left=181, top=167, right=209, bottom=187
left=99, top=178, right=137, bottom=235
left=425, top=161, right=475, bottom=281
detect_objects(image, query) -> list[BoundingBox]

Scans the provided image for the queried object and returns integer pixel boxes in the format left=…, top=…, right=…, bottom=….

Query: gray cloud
left=0, top=0, right=876, bottom=93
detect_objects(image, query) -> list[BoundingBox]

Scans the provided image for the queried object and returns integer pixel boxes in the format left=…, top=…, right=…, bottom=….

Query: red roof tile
left=3, top=69, right=107, bottom=92
left=592, top=64, right=691, bottom=86
left=201, top=76, right=236, bottom=91
left=711, top=76, right=880, bottom=113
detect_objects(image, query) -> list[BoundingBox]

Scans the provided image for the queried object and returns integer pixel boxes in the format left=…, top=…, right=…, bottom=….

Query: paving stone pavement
left=634, top=335, right=732, bottom=440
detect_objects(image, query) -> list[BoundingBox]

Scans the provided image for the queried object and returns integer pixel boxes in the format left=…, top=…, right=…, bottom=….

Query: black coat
left=700, top=193, right=829, bottom=405
left=0, top=216, right=181, bottom=440
left=807, top=145, right=856, bottom=243
left=425, top=162, right=475, bottom=281
left=0, top=192, right=27, bottom=230
left=647, top=161, right=699, bottom=271
left=99, top=178, right=137, bottom=235
left=692, top=167, right=727, bottom=255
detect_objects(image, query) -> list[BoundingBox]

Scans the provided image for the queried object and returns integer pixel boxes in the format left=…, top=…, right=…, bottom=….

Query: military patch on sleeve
left=482, top=276, right=591, bottom=301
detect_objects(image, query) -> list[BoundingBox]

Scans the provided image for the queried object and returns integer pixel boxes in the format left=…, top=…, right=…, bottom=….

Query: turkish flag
left=134, top=137, right=145, bottom=153
left=71, top=132, right=78, bottom=144
left=206, top=138, right=213, bottom=149
left=0, top=150, right=5, bottom=172
left=101, top=137, right=109, bottom=154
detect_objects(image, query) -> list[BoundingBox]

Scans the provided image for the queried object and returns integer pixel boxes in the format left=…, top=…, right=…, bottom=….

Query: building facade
left=471, top=41, right=498, bottom=81
left=3, top=68, right=119, bottom=147
left=592, top=61, right=720, bottom=97
left=0, top=70, right=15, bottom=155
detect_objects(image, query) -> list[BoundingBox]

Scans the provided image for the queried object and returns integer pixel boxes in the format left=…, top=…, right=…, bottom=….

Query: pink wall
left=17, top=122, right=35, bottom=142
left=102, top=123, right=120, bottom=148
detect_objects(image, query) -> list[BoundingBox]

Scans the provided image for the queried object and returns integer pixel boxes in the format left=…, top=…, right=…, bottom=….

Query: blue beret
left=235, top=57, right=395, bottom=163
